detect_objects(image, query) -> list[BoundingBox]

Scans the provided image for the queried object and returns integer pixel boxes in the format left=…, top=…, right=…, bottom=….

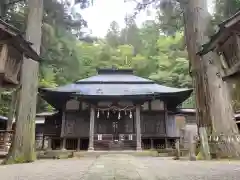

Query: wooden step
left=109, top=141, right=123, bottom=150
left=94, top=140, right=137, bottom=150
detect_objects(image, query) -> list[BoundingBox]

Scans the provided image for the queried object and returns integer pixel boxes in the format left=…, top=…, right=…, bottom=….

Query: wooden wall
left=141, top=112, right=165, bottom=136
left=62, top=110, right=168, bottom=138
left=166, top=115, right=177, bottom=137
left=185, top=114, right=196, bottom=124
left=59, top=99, right=175, bottom=138
left=95, top=111, right=134, bottom=134
left=44, top=113, right=62, bottom=137
left=63, top=111, right=90, bottom=137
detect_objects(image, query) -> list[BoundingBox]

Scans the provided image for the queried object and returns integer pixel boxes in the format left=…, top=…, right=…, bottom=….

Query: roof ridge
left=97, top=68, right=134, bottom=75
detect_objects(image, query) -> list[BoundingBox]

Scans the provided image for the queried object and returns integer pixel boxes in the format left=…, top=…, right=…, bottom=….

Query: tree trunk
left=181, top=0, right=240, bottom=158
left=180, top=0, right=211, bottom=160
left=3, top=0, right=43, bottom=164
left=205, top=53, right=240, bottom=158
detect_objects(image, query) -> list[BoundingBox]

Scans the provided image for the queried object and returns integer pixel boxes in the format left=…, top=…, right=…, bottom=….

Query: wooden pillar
left=136, top=104, right=142, bottom=151
left=165, top=138, right=168, bottom=149
left=88, top=106, right=95, bottom=151
left=47, top=137, right=52, bottom=150
left=61, top=138, right=66, bottom=150
left=164, top=103, right=168, bottom=135
left=150, top=138, right=154, bottom=149
left=60, top=109, right=66, bottom=137
left=77, top=138, right=81, bottom=151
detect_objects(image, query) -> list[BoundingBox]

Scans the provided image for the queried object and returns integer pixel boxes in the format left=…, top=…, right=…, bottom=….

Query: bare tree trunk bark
left=206, top=53, right=240, bottom=158
left=181, top=0, right=240, bottom=158
left=180, top=0, right=211, bottom=160
left=3, top=0, right=43, bottom=164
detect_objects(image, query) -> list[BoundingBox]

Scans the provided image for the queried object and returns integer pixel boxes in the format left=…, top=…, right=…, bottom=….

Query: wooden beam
left=88, top=105, right=95, bottom=151
left=224, top=16, right=240, bottom=28
left=0, top=24, right=18, bottom=37
left=223, top=60, right=240, bottom=79
left=0, top=44, right=8, bottom=73
left=135, top=104, right=142, bottom=151
left=61, top=138, right=66, bottom=150
left=150, top=138, right=154, bottom=149
left=60, top=108, right=66, bottom=137
left=164, top=103, right=168, bottom=135
left=77, top=138, right=81, bottom=151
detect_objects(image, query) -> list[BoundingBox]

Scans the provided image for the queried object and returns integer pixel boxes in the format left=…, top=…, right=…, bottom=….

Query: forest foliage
left=1, top=0, right=240, bottom=115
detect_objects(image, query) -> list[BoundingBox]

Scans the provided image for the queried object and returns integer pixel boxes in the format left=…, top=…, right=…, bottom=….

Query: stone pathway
left=1, top=154, right=240, bottom=180
left=82, top=154, right=158, bottom=180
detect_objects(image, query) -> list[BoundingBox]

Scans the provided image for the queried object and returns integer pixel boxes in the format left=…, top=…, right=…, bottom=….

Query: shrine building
left=39, top=68, right=192, bottom=151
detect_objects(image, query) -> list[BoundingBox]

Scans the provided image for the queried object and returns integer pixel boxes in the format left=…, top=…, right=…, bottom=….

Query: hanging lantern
left=129, top=111, right=132, bottom=119
left=107, top=110, right=110, bottom=118
left=97, top=109, right=100, bottom=118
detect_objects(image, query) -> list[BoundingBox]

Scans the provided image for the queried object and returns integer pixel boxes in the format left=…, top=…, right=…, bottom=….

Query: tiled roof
left=39, top=69, right=193, bottom=109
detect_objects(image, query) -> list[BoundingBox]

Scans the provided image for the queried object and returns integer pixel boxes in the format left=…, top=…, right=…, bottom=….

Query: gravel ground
left=1, top=154, right=240, bottom=180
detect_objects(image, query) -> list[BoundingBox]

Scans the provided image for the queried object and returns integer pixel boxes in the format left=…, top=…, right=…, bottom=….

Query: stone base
left=136, top=147, right=142, bottom=151
left=88, top=147, right=94, bottom=152
left=189, top=156, right=196, bottom=161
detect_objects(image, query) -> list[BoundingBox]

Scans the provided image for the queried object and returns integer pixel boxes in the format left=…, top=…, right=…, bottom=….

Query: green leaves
left=1, top=0, right=194, bottom=114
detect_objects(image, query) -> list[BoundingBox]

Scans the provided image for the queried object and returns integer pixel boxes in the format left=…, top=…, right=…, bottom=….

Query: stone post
left=189, top=130, right=197, bottom=161
left=88, top=106, right=95, bottom=151
left=175, top=138, right=180, bottom=159
left=136, top=104, right=142, bottom=151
